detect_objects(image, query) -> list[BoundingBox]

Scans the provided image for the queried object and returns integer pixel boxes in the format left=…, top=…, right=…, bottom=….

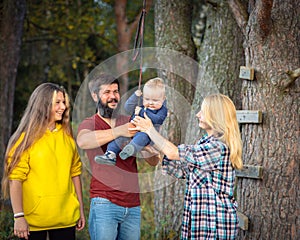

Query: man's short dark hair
left=88, top=73, right=120, bottom=94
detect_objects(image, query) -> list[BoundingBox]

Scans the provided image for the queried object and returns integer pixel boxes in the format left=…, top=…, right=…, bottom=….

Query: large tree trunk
left=187, top=0, right=244, bottom=144
left=154, top=0, right=197, bottom=239
left=0, top=0, right=26, bottom=182
left=154, top=0, right=244, bottom=239
left=229, top=0, right=300, bottom=239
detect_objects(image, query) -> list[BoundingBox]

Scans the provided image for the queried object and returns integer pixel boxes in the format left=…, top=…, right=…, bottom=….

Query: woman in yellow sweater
left=1, top=83, right=85, bottom=240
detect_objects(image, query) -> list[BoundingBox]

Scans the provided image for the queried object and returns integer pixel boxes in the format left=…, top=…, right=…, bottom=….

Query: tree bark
left=154, top=0, right=197, bottom=239
left=187, top=0, right=244, bottom=144
left=0, top=0, right=26, bottom=182
left=229, top=0, right=300, bottom=239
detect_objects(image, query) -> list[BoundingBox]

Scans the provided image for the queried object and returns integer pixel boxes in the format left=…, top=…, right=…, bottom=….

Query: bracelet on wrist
left=14, top=216, right=25, bottom=221
left=14, top=212, right=25, bottom=219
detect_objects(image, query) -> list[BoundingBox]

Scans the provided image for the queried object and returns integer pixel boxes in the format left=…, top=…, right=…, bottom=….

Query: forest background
left=0, top=0, right=299, bottom=239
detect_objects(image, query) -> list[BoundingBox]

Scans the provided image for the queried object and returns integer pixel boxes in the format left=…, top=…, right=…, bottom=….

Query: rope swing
left=132, top=0, right=147, bottom=96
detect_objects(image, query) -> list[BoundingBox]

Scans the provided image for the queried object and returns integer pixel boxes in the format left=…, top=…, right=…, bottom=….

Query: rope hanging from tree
left=132, top=0, right=147, bottom=96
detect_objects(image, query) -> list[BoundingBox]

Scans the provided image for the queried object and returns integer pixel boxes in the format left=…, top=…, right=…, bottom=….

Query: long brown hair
left=201, top=94, right=243, bottom=169
left=1, top=83, right=72, bottom=199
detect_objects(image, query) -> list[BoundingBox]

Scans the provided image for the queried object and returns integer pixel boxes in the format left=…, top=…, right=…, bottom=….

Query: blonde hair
left=201, top=94, right=243, bottom=169
left=143, top=77, right=166, bottom=96
left=1, top=83, right=72, bottom=199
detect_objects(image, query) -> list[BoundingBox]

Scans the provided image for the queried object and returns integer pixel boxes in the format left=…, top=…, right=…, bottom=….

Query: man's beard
left=97, top=99, right=120, bottom=118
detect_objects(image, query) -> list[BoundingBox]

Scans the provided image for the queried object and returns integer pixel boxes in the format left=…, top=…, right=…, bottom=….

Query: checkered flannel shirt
left=162, top=135, right=238, bottom=239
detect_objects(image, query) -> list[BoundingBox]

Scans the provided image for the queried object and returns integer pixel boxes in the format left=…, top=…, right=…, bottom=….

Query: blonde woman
left=131, top=94, right=243, bottom=239
left=2, top=83, right=85, bottom=240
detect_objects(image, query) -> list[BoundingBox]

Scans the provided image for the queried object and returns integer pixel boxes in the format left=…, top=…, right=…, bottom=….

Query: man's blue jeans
left=89, top=197, right=141, bottom=240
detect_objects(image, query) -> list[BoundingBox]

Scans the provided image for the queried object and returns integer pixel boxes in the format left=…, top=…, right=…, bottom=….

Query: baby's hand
left=135, top=89, right=142, bottom=97
left=135, top=106, right=142, bottom=115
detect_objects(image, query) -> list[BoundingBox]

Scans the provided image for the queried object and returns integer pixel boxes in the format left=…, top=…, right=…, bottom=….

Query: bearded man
left=76, top=73, right=159, bottom=240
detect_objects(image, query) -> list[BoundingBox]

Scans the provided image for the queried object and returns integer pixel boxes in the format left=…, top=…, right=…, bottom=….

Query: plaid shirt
left=162, top=135, right=238, bottom=239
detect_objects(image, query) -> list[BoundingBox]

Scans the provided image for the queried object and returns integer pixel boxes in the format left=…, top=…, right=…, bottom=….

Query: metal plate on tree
left=236, top=110, right=262, bottom=123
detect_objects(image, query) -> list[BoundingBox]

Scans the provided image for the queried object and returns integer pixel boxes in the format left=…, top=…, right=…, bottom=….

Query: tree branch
left=257, top=0, right=273, bottom=39
left=227, top=0, right=249, bottom=35
left=287, top=68, right=300, bottom=79
left=206, top=0, right=219, bottom=9
left=284, top=68, right=300, bottom=89
left=270, top=68, right=300, bottom=90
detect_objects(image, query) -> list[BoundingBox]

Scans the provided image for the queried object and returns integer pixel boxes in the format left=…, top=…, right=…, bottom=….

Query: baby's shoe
left=119, top=144, right=135, bottom=160
left=95, top=151, right=116, bottom=165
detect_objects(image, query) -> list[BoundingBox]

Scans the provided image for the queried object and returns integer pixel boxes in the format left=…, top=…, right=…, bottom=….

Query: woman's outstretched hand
left=130, top=113, right=153, bottom=134
left=131, top=112, right=180, bottom=160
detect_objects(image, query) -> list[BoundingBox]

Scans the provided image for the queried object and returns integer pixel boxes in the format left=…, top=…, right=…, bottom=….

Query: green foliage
left=15, top=0, right=154, bottom=130
left=76, top=168, right=92, bottom=239
left=138, top=159, right=157, bottom=239
left=0, top=203, right=18, bottom=240
left=15, top=0, right=117, bottom=129
left=140, top=192, right=156, bottom=239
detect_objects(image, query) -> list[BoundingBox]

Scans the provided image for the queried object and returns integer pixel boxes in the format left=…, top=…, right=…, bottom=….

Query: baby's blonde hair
left=201, top=94, right=243, bottom=169
left=143, top=77, right=166, bottom=96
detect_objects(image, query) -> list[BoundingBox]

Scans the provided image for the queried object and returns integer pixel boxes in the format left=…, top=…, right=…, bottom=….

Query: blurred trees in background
left=0, top=0, right=26, bottom=189
left=12, top=0, right=154, bottom=128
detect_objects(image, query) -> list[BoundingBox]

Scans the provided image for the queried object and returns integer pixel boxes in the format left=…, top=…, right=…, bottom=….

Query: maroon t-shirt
left=78, top=114, right=140, bottom=207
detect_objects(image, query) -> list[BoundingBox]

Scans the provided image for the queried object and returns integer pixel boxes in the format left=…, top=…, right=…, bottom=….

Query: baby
left=95, top=77, right=167, bottom=165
